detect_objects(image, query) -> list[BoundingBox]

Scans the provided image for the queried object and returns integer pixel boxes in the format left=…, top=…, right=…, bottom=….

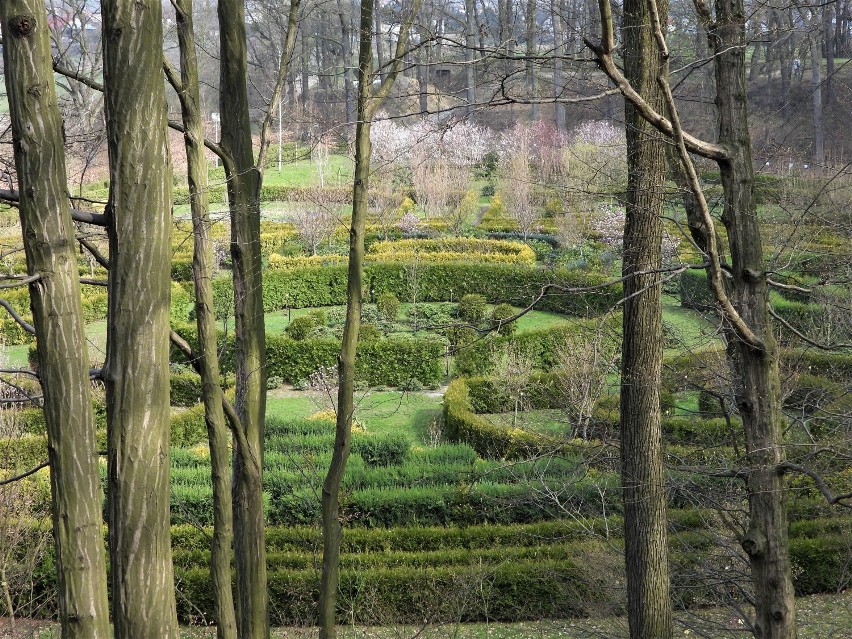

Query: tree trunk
left=318, top=7, right=372, bottom=637
left=619, top=0, right=672, bottom=636
left=173, top=2, right=237, bottom=637
left=101, top=1, right=179, bottom=636
left=0, top=6, right=110, bottom=637
left=552, top=0, right=566, bottom=133
left=711, top=0, right=797, bottom=635
left=809, top=31, right=824, bottom=164
left=465, top=0, right=477, bottom=113
left=526, top=0, right=538, bottom=119
left=218, top=1, right=269, bottom=636
left=317, top=2, right=416, bottom=635
left=824, top=5, right=835, bottom=106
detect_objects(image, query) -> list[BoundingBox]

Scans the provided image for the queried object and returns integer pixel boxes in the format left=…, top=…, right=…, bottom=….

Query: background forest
left=0, top=0, right=850, bottom=638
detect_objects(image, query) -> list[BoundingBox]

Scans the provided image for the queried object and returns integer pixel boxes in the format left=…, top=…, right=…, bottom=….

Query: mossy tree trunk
left=101, top=2, right=179, bottom=636
left=0, top=6, right=110, bottom=637
left=619, top=0, right=672, bottom=635
left=711, top=1, right=797, bottom=635
left=217, top=1, right=268, bottom=636
left=171, top=2, right=237, bottom=637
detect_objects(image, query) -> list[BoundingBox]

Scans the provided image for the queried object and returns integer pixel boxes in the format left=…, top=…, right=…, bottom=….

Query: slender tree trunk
left=318, top=8, right=372, bottom=637
left=619, top=0, right=672, bottom=636
left=552, top=0, right=566, bottom=133
left=824, top=5, right=835, bottom=105
left=317, top=2, right=417, bottom=635
left=711, top=1, right=797, bottom=635
left=465, top=0, right=477, bottom=112
left=526, top=0, right=538, bottom=119
left=172, top=3, right=237, bottom=638
left=218, top=1, right=269, bottom=636
left=101, top=2, right=179, bottom=636
left=0, top=6, right=110, bottom=638
left=301, top=30, right=310, bottom=107
left=809, top=31, right=824, bottom=163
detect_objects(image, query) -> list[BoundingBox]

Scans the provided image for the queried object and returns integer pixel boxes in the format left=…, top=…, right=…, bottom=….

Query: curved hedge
left=367, top=238, right=537, bottom=264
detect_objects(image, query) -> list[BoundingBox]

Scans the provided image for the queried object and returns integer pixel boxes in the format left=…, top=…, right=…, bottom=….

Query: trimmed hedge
left=215, top=262, right=620, bottom=317
left=444, top=378, right=554, bottom=460
left=181, top=331, right=443, bottom=387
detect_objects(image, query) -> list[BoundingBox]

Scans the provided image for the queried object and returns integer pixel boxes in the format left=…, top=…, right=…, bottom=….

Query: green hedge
left=177, top=556, right=599, bottom=625
left=177, top=330, right=444, bottom=386
left=172, top=184, right=351, bottom=206
left=443, top=378, right=555, bottom=460
left=214, top=262, right=620, bottom=318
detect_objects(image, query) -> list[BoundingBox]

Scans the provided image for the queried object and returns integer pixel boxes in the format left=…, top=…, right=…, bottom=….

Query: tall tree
left=100, top=0, right=179, bottom=635
left=0, top=5, right=110, bottom=637
left=217, top=0, right=269, bottom=630
left=317, top=2, right=419, bottom=637
left=619, top=0, right=673, bottom=634
left=588, top=0, right=798, bottom=635
left=168, top=1, right=238, bottom=636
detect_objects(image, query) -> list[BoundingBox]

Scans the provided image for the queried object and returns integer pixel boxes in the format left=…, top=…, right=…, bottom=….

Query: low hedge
left=175, top=330, right=444, bottom=387
left=443, top=378, right=555, bottom=460
left=177, top=556, right=599, bottom=625
left=678, top=269, right=714, bottom=310
left=215, top=262, right=620, bottom=317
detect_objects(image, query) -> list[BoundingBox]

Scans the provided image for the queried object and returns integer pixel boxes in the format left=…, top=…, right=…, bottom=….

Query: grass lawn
left=662, top=294, right=720, bottom=355
left=267, top=389, right=444, bottom=446
left=482, top=408, right=568, bottom=438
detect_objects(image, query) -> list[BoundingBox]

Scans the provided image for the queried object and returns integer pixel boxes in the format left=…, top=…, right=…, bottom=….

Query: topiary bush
left=285, top=316, right=316, bottom=341
left=376, top=293, right=400, bottom=322
left=490, top=303, right=516, bottom=336
left=458, top=294, right=487, bottom=323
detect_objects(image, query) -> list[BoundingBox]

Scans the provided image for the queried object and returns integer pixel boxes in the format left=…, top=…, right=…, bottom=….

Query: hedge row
left=171, top=325, right=443, bottom=387
left=176, top=556, right=598, bottom=625
left=172, top=184, right=351, bottom=206
left=444, top=378, right=556, bottom=460
left=213, top=262, right=621, bottom=317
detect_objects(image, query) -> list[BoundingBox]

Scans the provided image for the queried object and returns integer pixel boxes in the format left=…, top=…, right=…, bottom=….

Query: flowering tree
left=372, top=117, right=493, bottom=224
left=498, top=124, right=538, bottom=239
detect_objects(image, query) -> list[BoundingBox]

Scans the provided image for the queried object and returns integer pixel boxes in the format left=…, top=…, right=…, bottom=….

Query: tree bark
left=218, top=1, right=269, bottom=636
left=526, top=0, right=538, bottom=119
left=100, top=1, right=179, bottom=636
left=172, top=2, right=237, bottom=637
left=711, top=0, right=797, bottom=635
left=317, top=2, right=417, bottom=635
left=808, top=30, right=824, bottom=163
left=619, top=0, right=672, bottom=636
left=465, top=0, right=477, bottom=113
left=0, top=5, right=110, bottom=637
left=552, top=0, right=566, bottom=133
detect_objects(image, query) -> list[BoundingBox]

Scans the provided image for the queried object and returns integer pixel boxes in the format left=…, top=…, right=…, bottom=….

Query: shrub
left=170, top=373, right=202, bottom=407
left=286, top=316, right=316, bottom=341
left=308, top=309, right=327, bottom=326
left=376, top=293, right=400, bottom=322
left=458, top=294, right=487, bottom=323
left=490, top=303, right=516, bottom=336
left=358, top=324, right=382, bottom=342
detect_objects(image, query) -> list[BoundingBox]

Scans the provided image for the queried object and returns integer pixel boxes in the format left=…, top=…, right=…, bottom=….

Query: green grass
left=267, top=390, right=443, bottom=445
left=482, top=409, right=569, bottom=438
left=662, top=294, right=720, bottom=354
